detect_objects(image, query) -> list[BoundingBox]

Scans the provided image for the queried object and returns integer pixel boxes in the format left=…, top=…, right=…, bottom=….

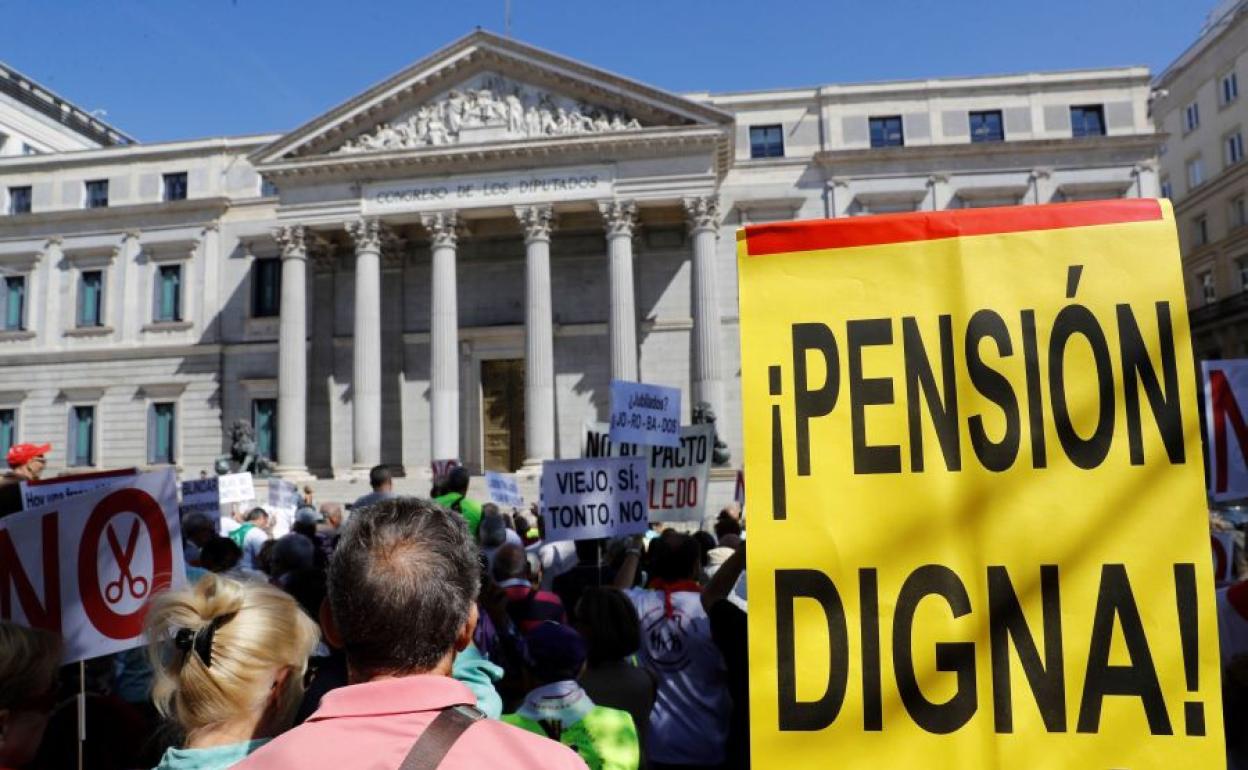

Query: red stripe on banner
left=740, top=199, right=1163, bottom=256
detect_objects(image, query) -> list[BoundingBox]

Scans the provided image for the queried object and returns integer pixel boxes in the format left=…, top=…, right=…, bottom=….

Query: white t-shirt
left=530, top=540, right=577, bottom=592
left=219, top=516, right=241, bottom=536
left=241, top=526, right=270, bottom=571
left=625, top=587, right=731, bottom=765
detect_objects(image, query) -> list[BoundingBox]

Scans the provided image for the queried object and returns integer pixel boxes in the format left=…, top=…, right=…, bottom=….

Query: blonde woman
left=145, top=573, right=318, bottom=770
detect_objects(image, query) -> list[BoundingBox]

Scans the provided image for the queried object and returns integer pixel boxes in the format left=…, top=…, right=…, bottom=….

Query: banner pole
left=77, top=660, right=86, bottom=770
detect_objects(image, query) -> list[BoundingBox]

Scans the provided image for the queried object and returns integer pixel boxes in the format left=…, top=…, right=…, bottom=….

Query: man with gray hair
left=237, top=498, right=586, bottom=770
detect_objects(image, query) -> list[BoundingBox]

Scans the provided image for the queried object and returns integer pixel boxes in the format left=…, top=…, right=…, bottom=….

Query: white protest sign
left=179, top=477, right=221, bottom=516
left=21, top=468, right=139, bottom=511
left=216, top=473, right=256, bottom=505
left=584, top=422, right=713, bottom=522
left=1205, top=359, right=1248, bottom=501
left=1214, top=530, right=1237, bottom=586
left=485, top=471, right=524, bottom=507
left=608, top=380, right=681, bottom=448
left=0, top=469, right=186, bottom=663
left=540, top=456, right=648, bottom=541
left=267, top=478, right=299, bottom=537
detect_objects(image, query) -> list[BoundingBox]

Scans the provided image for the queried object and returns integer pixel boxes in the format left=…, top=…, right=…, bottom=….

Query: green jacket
left=503, top=705, right=640, bottom=770
left=434, top=492, right=483, bottom=538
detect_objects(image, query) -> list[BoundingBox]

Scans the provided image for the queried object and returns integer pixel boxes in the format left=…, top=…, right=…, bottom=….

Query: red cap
left=7, top=443, right=50, bottom=468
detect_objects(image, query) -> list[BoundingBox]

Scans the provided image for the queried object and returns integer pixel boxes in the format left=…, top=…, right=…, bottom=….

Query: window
left=148, top=402, right=176, bottom=465
left=1070, top=105, right=1106, bottom=138
left=21, top=143, right=36, bottom=156
left=1234, top=196, right=1247, bottom=229
left=251, top=258, right=281, bottom=317
left=869, top=115, right=904, bottom=148
left=0, top=409, right=14, bottom=453
left=1202, top=271, right=1217, bottom=304
left=8, top=186, right=31, bottom=215
left=78, top=270, right=104, bottom=327
left=252, top=399, right=277, bottom=460
left=1188, top=157, right=1206, bottom=189
left=1195, top=215, right=1209, bottom=247
left=1185, top=102, right=1201, bottom=132
left=0, top=276, right=25, bottom=331
left=1229, top=132, right=1245, bottom=167
left=260, top=179, right=279, bottom=198
left=155, top=265, right=182, bottom=322
left=84, top=179, right=108, bottom=209
left=969, top=110, right=1004, bottom=143
left=1161, top=178, right=1173, bottom=199
left=163, top=172, right=187, bottom=202
left=1224, top=72, right=1240, bottom=106
left=69, top=405, right=95, bottom=467
left=748, top=125, right=784, bottom=158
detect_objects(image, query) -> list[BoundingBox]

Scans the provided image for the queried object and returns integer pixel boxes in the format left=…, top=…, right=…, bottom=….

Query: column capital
left=516, top=204, right=554, bottom=244
left=420, top=211, right=460, bottom=249
left=683, top=195, right=721, bottom=235
left=122, top=229, right=142, bottom=242
left=345, top=217, right=389, bottom=253
left=274, top=224, right=307, bottom=259
left=599, top=200, right=638, bottom=238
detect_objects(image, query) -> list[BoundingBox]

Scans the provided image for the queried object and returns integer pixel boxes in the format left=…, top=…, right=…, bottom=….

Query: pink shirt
left=234, top=674, right=587, bottom=770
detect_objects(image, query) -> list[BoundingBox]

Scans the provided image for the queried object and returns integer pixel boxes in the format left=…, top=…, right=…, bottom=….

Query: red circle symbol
left=77, top=488, right=173, bottom=640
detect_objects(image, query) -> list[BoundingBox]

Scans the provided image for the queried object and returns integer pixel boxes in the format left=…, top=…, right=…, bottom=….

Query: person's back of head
left=447, top=465, right=470, bottom=496
left=272, top=533, right=316, bottom=578
left=714, top=515, right=742, bottom=541
left=244, top=507, right=269, bottom=526
left=369, top=464, right=393, bottom=493
left=573, top=587, right=641, bottom=665
left=328, top=497, right=480, bottom=680
left=144, top=573, right=319, bottom=744
left=523, top=621, right=587, bottom=685
left=647, top=531, right=701, bottom=582
left=479, top=511, right=508, bottom=550
left=181, top=513, right=216, bottom=547
left=320, top=503, right=345, bottom=529
left=0, top=622, right=62, bottom=768
left=693, top=531, right=716, bottom=567
left=492, top=543, right=529, bottom=583
left=198, top=536, right=243, bottom=573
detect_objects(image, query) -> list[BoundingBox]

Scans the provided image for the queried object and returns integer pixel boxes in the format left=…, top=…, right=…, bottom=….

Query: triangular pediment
left=251, top=30, right=731, bottom=166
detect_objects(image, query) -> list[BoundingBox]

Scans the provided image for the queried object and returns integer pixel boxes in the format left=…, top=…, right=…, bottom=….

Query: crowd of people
left=0, top=444, right=750, bottom=770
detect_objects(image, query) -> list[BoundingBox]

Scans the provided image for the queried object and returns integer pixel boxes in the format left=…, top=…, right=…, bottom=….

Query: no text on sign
left=737, top=200, right=1223, bottom=768
left=540, top=456, right=648, bottom=541
left=609, top=379, right=681, bottom=448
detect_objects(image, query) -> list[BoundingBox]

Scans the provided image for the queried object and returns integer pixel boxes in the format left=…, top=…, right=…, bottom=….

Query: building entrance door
left=481, top=358, right=526, bottom=472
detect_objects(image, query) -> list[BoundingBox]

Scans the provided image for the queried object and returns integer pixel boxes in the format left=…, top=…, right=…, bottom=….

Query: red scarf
left=648, top=578, right=702, bottom=618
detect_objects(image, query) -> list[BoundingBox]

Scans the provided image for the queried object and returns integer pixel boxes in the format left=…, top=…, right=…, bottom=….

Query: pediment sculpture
left=337, top=74, right=644, bottom=153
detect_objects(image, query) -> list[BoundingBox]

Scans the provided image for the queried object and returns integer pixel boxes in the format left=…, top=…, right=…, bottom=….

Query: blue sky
left=1, top=0, right=1214, bottom=142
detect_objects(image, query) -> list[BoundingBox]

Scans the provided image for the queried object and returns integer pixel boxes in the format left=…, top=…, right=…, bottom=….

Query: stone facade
left=1155, top=0, right=1248, bottom=360
left=0, top=31, right=1160, bottom=480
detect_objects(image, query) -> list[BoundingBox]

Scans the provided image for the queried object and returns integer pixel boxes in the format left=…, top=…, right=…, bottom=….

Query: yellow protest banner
left=737, top=200, right=1223, bottom=768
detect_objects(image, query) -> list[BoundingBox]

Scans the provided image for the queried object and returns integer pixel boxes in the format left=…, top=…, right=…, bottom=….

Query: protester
left=615, top=532, right=730, bottom=768
left=301, top=484, right=315, bottom=508
left=703, top=542, right=749, bottom=770
left=480, top=506, right=523, bottom=572
left=554, top=539, right=617, bottom=614
left=270, top=533, right=316, bottom=586
left=318, top=503, right=345, bottom=532
left=292, top=506, right=319, bottom=538
left=573, top=587, right=657, bottom=766
left=494, top=543, right=567, bottom=633
left=231, top=507, right=271, bottom=571
left=350, top=464, right=395, bottom=510
left=503, top=621, right=640, bottom=770
left=144, top=573, right=320, bottom=769
left=234, top=497, right=587, bottom=769
left=218, top=503, right=244, bottom=538
left=181, top=512, right=218, bottom=567
left=0, top=442, right=50, bottom=517
left=0, top=622, right=61, bottom=770
left=434, top=465, right=484, bottom=537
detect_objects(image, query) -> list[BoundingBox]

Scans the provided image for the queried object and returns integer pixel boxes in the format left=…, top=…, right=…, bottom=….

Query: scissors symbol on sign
left=104, top=520, right=148, bottom=604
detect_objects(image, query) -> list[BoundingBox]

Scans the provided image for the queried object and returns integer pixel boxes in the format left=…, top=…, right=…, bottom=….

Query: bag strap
left=397, top=705, right=486, bottom=770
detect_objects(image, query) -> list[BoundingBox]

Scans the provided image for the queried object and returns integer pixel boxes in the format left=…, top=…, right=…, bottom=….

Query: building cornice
left=814, top=133, right=1163, bottom=168
left=0, top=197, right=231, bottom=237
left=0, top=135, right=278, bottom=171
left=1173, top=161, right=1248, bottom=215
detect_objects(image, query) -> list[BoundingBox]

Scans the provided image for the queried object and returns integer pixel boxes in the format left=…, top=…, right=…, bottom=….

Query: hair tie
left=174, top=614, right=232, bottom=669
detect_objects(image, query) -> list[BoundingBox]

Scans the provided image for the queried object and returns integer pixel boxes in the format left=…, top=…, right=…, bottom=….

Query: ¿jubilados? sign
left=737, top=200, right=1223, bottom=769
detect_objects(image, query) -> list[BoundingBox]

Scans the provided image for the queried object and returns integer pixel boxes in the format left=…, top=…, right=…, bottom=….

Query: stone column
left=422, top=211, right=460, bottom=463
left=685, top=196, right=726, bottom=423
left=346, top=217, right=384, bottom=472
left=517, top=205, right=557, bottom=464
left=600, top=200, right=639, bottom=382
left=274, top=224, right=309, bottom=477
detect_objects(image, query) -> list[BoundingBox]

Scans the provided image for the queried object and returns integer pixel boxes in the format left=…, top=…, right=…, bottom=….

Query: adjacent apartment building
left=0, top=31, right=1160, bottom=480
left=1155, top=0, right=1248, bottom=359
